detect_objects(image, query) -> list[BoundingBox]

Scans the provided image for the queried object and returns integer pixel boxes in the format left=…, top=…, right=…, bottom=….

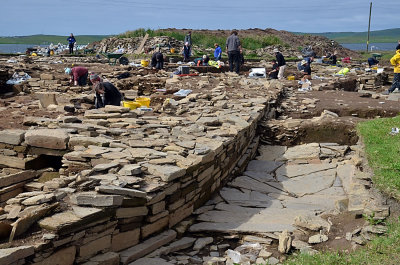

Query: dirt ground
left=284, top=90, right=400, bottom=119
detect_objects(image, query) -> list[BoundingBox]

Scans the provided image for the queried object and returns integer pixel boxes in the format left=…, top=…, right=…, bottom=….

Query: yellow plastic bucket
left=141, top=60, right=149, bottom=67
left=287, top=75, right=295, bottom=80
left=135, top=97, right=150, bottom=107
left=122, top=101, right=141, bottom=110
left=170, top=48, right=175, bottom=53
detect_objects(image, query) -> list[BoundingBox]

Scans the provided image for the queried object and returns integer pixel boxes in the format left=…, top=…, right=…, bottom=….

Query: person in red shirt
left=65, top=66, right=88, bottom=86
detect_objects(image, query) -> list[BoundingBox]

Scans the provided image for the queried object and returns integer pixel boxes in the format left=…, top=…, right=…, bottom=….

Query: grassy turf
left=0, top=35, right=108, bottom=45
left=118, top=28, right=285, bottom=51
left=285, top=116, right=400, bottom=264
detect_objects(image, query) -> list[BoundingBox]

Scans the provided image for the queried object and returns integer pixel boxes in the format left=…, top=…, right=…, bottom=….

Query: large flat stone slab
left=280, top=169, right=336, bottom=197
left=256, top=145, right=287, bottom=161
left=120, top=230, right=177, bottom=264
left=146, top=164, right=186, bottom=182
left=38, top=206, right=108, bottom=235
left=25, top=129, right=69, bottom=150
left=229, top=176, right=286, bottom=195
left=276, top=163, right=337, bottom=179
left=0, top=246, right=34, bottom=264
left=219, top=187, right=283, bottom=208
left=283, top=143, right=320, bottom=160
left=0, top=129, right=25, bottom=145
left=246, top=160, right=284, bottom=173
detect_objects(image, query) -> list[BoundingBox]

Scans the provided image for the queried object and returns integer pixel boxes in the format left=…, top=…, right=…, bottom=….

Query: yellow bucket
left=122, top=101, right=141, bottom=110
left=135, top=97, right=151, bottom=107
left=141, top=60, right=149, bottom=67
left=287, top=75, right=295, bottom=80
left=170, top=48, right=175, bottom=53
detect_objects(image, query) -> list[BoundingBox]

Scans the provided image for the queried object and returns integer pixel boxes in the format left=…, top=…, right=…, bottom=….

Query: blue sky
left=1, top=0, right=398, bottom=36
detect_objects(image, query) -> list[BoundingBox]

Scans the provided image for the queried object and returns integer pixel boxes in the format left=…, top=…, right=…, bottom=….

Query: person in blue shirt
left=67, top=33, right=76, bottom=54
left=214, top=43, right=222, bottom=61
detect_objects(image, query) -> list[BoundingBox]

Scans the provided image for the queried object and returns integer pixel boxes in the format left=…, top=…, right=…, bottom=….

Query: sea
left=0, top=44, right=47, bottom=54
left=0, top=42, right=397, bottom=54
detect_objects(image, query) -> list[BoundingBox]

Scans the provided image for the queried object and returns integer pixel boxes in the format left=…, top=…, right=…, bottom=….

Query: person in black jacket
left=151, top=51, right=164, bottom=69
left=274, top=48, right=286, bottom=80
left=94, top=82, right=122, bottom=108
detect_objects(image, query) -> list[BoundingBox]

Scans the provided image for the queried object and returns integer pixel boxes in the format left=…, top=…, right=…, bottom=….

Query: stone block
left=35, top=92, right=58, bottom=108
left=116, top=207, right=148, bottom=219
left=96, top=185, right=147, bottom=198
left=141, top=216, right=169, bottom=238
left=0, top=170, right=35, bottom=188
left=0, top=246, right=34, bottom=264
left=34, top=246, right=75, bottom=265
left=25, top=129, right=69, bottom=150
left=111, top=228, right=140, bottom=252
left=169, top=204, right=193, bottom=228
left=40, top=73, right=54, bottom=80
left=120, top=230, right=177, bottom=264
left=0, top=130, right=25, bottom=145
left=71, top=192, right=123, bottom=207
left=151, top=201, right=165, bottom=215
left=0, top=155, right=28, bottom=169
left=79, top=235, right=111, bottom=260
left=82, top=252, right=119, bottom=265
left=146, top=164, right=186, bottom=182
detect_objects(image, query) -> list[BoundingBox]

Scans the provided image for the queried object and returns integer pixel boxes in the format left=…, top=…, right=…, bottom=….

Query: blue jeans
left=389, top=73, right=400, bottom=93
left=228, top=51, right=240, bottom=74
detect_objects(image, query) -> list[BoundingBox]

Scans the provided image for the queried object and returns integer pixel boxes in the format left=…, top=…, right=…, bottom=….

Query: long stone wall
left=0, top=82, right=281, bottom=264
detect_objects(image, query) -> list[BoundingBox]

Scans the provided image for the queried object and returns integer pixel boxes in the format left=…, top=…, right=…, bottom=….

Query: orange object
left=197, top=60, right=201, bottom=66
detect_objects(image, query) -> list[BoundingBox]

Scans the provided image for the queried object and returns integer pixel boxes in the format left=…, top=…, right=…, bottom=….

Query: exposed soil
left=284, top=90, right=400, bottom=120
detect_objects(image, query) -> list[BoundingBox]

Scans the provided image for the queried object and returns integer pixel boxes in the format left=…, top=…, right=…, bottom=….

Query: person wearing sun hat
left=273, top=48, right=286, bottom=80
left=299, top=59, right=311, bottom=82
left=65, top=66, right=88, bottom=86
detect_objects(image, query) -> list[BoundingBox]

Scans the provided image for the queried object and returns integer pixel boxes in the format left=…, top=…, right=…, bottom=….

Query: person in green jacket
left=385, top=49, right=400, bottom=94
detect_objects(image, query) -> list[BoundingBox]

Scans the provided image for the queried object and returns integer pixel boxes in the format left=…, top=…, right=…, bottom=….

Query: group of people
left=64, top=66, right=122, bottom=108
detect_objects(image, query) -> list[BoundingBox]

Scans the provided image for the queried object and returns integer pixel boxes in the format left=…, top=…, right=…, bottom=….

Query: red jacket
left=71, top=67, right=88, bottom=81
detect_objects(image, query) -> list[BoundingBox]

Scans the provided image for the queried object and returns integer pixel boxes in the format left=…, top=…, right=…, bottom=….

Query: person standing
left=226, top=30, right=242, bottom=74
left=182, top=42, right=191, bottom=62
left=214, top=43, right=222, bottom=61
left=274, top=48, right=286, bottom=80
left=385, top=49, right=400, bottom=94
left=184, top=31, right=192, bottom=48
left=65, top=66, right=88, bottom=86
left=67, top=33, right=76, bottom=54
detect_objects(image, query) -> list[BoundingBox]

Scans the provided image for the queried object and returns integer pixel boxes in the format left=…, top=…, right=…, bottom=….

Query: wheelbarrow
left=103, top=53, right=126, bottom=65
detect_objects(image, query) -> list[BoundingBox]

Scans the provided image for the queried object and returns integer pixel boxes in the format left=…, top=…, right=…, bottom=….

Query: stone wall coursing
left=0, top=88, right=279, bottom=264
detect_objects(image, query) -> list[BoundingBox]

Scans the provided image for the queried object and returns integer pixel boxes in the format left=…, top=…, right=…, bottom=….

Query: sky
left=1, top=0, right=399, bottom=36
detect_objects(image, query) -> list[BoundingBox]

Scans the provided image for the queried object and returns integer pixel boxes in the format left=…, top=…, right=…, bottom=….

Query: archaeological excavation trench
left=0, top=74, right=394, bottom=265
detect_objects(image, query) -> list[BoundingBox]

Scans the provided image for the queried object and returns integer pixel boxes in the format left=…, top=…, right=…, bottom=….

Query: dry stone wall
left=0, top=84, right=281, bottom=264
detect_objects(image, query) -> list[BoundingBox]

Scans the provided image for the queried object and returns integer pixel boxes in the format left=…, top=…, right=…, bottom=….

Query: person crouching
left=65, top=66, right=88, bottom=86
left=91, top=74, right=122, bottom=108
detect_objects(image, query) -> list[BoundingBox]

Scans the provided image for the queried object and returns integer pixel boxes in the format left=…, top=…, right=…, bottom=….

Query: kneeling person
left=65, top=66, right=88, bottom=86
left=94, top=82, right=122, bottom=108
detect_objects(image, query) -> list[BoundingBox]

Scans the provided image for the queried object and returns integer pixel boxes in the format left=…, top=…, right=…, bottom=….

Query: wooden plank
left=135, top=34, right=149, bottom=54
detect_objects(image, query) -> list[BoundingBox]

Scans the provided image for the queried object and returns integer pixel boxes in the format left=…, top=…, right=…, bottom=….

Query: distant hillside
left=0, top=35, right=110, bottom=45
left=296, top=28, right=400, bottom=43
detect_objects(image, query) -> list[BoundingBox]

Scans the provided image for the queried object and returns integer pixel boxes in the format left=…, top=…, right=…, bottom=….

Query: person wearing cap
left=201, top=55, right=210, bottom=66
left=299, top=59, right=311, bottom=81
left=273, top=48, right=286, bottom=80
left=65, top=66, right=88, bottom=86
left=214, top=43, right=222, bottom=61
left=226, top=30, right=242, bottom=74
left=90, top=73, right=122, bottom=108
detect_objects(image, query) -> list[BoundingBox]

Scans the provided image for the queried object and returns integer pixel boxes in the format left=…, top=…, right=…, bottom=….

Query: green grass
left=0, top=35, right=109, bottom=45
left=358, top=116, right=400, bottom=199
left=294, top=28, right=400, bottom=43
left=118, top=28, right=286, bottom=51
left=285, top=116, right=400, bottom=264
left=285, top=219, right=400, bottom=265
